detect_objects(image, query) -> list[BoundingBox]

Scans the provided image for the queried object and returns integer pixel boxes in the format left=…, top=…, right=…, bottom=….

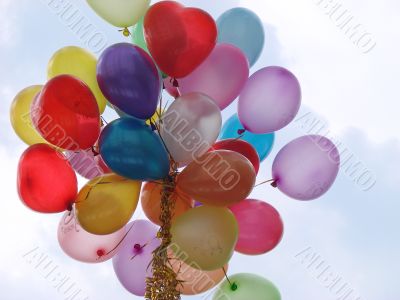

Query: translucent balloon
left=238, top=66, right=301, bottom=133
left=113, top=220, right=160, bottom=296
left=58, top=212, right=125, bottom=263
left=47, top=46, right=107, bottom=113
left=10, top=85, right=48, bottom=145
left=131, top=17, right=149, bottom=53
left=17, top=144, right=77, bottom=213
left=171, top=206, right=238, bottom=271
left=272, top=135, right=340, bottom=200
left=87, top=0, right=150, bottom=28
left=229, top=199, right=284, bottom=255
left=178, top=44, right=249, bottom=110
left=163, top=77, right=180, bottom=98
left=160, top=93, right=222, bottom=166
left=75, top=174, right=141, bottom=235
left=177, top=150, right=256, bottom=206
left=141, top=182, right=194, bottom=226
left=219, top=114, right=275, bottom=162
left=213, top=273, right=281, bottom=300
left=217, top=8, right=265, bottom=67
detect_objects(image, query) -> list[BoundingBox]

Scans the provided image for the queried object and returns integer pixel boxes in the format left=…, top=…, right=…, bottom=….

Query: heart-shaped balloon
left=99, top=118, right=170, bottom=181
left=144, top=1, right=217, bottom=78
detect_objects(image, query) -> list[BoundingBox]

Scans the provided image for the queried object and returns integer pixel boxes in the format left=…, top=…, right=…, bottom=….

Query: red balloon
left=144, top=1, right=217, bottom=78
left=17, top=144, right=78, bottom=213
left=32, top=75, right=100, bottom=151
left=211, top=139, right=260, bottom=174
left=229, top=199, right=284, bottom=255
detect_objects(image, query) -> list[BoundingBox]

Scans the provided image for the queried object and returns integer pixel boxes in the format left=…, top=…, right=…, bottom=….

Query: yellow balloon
left=76, top=174, right=141, bottom=235
left=171, top=206, right=238, bottom=271
left=10, top=85, right=48, bottom=145
left=47, top=46, right=107, bottom=113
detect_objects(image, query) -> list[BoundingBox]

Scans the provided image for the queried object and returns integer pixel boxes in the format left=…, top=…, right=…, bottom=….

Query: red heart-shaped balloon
left=144, top=1, right=217, bottom=78
left=17, top=144, right=78, bottom=213
left=32, top=75, right=100, bottom=151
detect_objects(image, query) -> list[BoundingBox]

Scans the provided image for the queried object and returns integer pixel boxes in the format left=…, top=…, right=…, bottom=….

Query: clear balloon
left=17, top=144, right=77, bottom=213
left=48, top=46, right=107, bottom=113
left=75, top=174, right=141, bottom=235
left=99, top=118, right=170, bottom=181
left=177, top=150, right=256, bottom=206
left=160, top=93, right=222, bottom=166
left=141, top=182, right=194, bottom=226
left=219, top=114, right=275, bottom=162
left=87, top=0, right=150, bottom=28
left=213, top=273, right=281, bottom=300
left=229, top=199, right=284, bottom=255
left=113, top=220, right=160, bottom=296
left=238, top=66, right=301, bottom=133
left=58, top=212, right=125, bottom=263
left=171, top=206, right=238, bottom=271
left=217, top=8, right=265, bottom=67
left=178, top=44, right=249, bottom=110
left=272, top=135, right=340, bottom=200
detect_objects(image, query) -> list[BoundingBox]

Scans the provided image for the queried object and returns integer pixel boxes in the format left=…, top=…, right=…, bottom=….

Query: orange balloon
left=177, top=150, right=256, bottom=206
left=169, top=250, right=227, bottom=295
left=141, top=182, right=194, bottom=226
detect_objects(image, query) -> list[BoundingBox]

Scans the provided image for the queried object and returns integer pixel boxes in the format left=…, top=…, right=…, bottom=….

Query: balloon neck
left=134, top=243, right=142, bottom=251
left=97, top=249, right=106, bottom=257
left=237, top=129, right=246, bottom=135
left=271, top=180, right=278, bottom=188
left=172, top=78, right=179, bottom=87
left=66, top=203, right=73, bottom=212
left=121, top=27, right=131, bottom=37
left=231, top=282, right=238, bottom=291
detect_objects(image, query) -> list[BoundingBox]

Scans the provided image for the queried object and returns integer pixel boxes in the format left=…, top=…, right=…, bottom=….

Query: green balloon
left=213, top=273, right=281, bottom=300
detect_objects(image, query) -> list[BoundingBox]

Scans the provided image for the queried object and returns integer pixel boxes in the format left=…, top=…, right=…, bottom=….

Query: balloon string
left=104, top=223, right=136, bottom=257
left=222, top=266, right=237, bottom=291
left=101, top=116, right=108, bottom=125
left=254, top=179, right=277, bottom=188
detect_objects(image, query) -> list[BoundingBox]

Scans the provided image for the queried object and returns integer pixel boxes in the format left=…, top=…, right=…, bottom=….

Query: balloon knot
left=121, top=27, right=131, bottom=37
left=134, top=243, right=142, bottom=251
left=97, top=249, right=106, bottom=257
left=271, top=180, right=278, bottom=188
left=172, top=78, right=179, bottom=87
left=66, top=203, right=73, bottom=212
left=91, top=146, right=100, bottom=156
left=237, top=129, right=246, bottom=135
left=231, top=282, right=238, bottom=291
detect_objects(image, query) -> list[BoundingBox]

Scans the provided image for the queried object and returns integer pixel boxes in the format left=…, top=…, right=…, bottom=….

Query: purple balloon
left=272, top=135, right=340, bottom=200
left=238, top=66, right=301, bottom=133
left=113, top=220, right=160, bottom=296
left=97, top=43, right=161, bottom=119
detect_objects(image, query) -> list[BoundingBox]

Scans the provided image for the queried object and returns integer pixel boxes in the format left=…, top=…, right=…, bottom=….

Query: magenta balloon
left=179, top=44, right=249, bottom=110
left=65, top=149, right=106, bottom=179
left=113, top=220, right=160, bottom=296
left=58, top=212, right=125, bottom=263
left=229, top=199, right=283, bottom=255
left=238, top=66, right=301, bottom=133
left=272, top=135, right=340, bottom=200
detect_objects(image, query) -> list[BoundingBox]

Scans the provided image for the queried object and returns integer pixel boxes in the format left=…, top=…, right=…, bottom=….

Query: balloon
left=47, top=46, right=107, bottom=113
left=113, top=105, right=163, bottom=127
left=177, top=150, right=256, bottom=206
left=31, top=75, right=100, bottom=151
left=163, top=77, right=180, bottom=98
left=10, top=85, right=48, bottom=145
left=160, top=93, right=222, bottom=166
left=179, top=44, right=249, bottom=110
left=75, top=174, right=141, bottom=235
left=97, top=43, right=161, bottom=119
left=17, top=144, right=77, bottom=213
left=132, top=17, right=149, bottom=53
left=144, top=1, right=217, bottom=78
left=229, top=199, right=283, bottom=255
left=171, top=206, right=238, bottom=271
left=169, top=251, right=227, bottom=295
left=65, top=149, right=108, bottom=180
left=58, top=212, right=125, bottom=263
left=99, top=118, right=170, bottom=181
left=213, top=273, right=281, bottom=300
left=211, top=139, right=260, bottom=174
left=238, top=66, right=301, bottom=133
left=217, top=8, right=265, bottom=67
left=272, top=135, right=340, bottom=200
left=141, top=182, right=194, bottom=226
left=113, top=220, right=160, bottom=296
left=87, top=0, right=150, bottom=28
left=219, top=114, right=275, bottom=162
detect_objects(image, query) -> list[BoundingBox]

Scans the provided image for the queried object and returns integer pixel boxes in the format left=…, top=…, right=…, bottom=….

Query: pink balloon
left=65, top=149, right=107, bottom=179
left=272, top=135, right=340, bottom=200
left=229, top=199, right=283, bottom=255
left=57, top=212, right=125, bottom=263
left=178, top=44, right=249, bottom=110
left=113, top=220, right=160, bottom=296
left=238, top=66, right=301, bottom=133
left=163, top=77, right=180, bottom=98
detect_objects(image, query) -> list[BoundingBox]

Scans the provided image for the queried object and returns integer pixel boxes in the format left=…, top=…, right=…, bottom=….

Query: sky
left=0, top=0, right=399, bottom=299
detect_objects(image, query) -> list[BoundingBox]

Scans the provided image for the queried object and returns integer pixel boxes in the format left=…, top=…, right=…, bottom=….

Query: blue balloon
left=217, top=8, right=265, bottom=67
left=219, top=114, right=275, bottom=162
left=99, top=118, right=170, bottom=181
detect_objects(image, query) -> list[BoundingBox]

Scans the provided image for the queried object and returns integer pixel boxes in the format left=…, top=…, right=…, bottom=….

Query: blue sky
left=0, top=0, right=398, bottom=299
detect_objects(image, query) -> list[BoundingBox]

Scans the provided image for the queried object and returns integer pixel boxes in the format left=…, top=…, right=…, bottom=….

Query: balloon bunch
left=10, top=1, right=341, bottom=300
